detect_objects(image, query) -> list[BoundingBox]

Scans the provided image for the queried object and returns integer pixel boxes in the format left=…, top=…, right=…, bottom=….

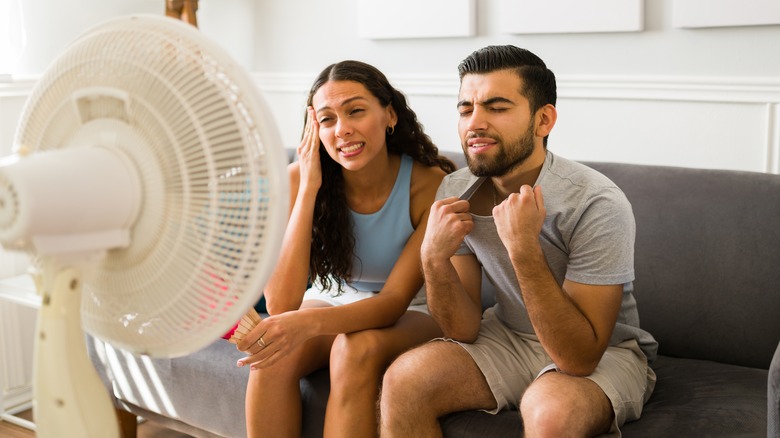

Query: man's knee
left=519, top=373, right=612, bottom=437
left=382, top=348, right=421, bottom=400
left=519, top=380, right=570, bottom=437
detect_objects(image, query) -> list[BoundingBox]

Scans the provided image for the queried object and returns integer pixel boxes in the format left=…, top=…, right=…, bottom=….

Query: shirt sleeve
left=565, top=187, right=636, bottom=285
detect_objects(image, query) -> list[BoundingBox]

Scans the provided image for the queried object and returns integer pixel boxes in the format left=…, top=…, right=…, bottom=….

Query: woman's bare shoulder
left=411, top=160, right=448, bottom=187
left=408, top=161, right=448, bottom=226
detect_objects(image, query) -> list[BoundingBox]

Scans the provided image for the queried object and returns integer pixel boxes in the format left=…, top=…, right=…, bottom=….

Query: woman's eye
left=350, top=108, right=365, bottom=115
left=318, top=117, right=331, bottom=124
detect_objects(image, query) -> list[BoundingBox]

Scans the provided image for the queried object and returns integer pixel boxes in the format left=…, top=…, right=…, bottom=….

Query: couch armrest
left=770, top=341, right=780, bottom=438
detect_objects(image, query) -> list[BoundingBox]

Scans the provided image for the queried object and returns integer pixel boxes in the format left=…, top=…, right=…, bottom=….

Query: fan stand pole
left=32, top=267, right=120, bottom=438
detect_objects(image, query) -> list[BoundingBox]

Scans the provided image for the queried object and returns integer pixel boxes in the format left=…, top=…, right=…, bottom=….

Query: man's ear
left=534, top=104, right=557, bottom=138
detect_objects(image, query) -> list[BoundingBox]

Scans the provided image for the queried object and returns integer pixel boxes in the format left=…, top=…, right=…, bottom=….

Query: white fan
left=0, top=15, right=288, bottom=437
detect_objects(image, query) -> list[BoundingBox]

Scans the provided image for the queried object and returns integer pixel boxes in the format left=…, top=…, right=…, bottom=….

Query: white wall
left=7, top=0, right=255, bottom=77
left=4, top=0, right=780, bottom=171
left=251, top=0, right=780, bottom=78
left=248, top=0, right=780, bottom=173
left=1, top=0, right=780, bottom=275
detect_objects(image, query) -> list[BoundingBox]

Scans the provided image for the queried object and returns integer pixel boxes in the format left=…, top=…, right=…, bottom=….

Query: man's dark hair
left=458, top=45, right=557, bottom=116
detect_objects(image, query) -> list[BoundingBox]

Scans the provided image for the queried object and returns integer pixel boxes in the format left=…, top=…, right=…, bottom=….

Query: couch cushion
left=769, top=342, right=780, bottom=437
left=622, top=355, right=767, bottom=436
left=438, top=355, right=768, bottom=437
left=583, top=162, right=780, bottom=370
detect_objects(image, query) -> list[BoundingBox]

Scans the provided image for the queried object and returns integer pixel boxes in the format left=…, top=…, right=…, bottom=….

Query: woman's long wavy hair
left=304, top=60, right=455, bottom=293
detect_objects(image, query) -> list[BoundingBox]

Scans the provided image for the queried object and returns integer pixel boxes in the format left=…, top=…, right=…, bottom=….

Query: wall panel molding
left=769, top=103, right=780, bottom=174
left=499, top=0, right=644, bottom=34
left=357, top=0, right=475, bottom=39
left=3, top=74, right=780, bottom=173
left=0, top=78, right=38, bottom=97
left=249, top=73, right=780, bottom=174
left=673, top=0, right=780, bottom=28
left=559, top=75, right=780, bottom=104
left=249, top=73, right=780, bottom=104
left=24, top=73, right=772, bottom=106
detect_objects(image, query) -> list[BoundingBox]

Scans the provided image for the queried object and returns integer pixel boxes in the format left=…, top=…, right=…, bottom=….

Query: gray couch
left=89, top=150, right=780, bottom=437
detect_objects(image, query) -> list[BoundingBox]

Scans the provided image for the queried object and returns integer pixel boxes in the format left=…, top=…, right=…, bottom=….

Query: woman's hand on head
left=296, top=106, right=322, bottom=192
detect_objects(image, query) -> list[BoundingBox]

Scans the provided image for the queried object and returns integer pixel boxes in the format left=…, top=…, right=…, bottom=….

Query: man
left=379, top=45, right=658, bottom=437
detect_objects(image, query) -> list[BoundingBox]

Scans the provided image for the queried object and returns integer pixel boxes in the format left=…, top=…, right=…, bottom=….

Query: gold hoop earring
left=386, top=125, right=395, bottom=135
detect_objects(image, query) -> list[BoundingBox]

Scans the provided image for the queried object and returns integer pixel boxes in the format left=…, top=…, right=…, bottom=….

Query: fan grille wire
left=15, top=16, right=287, bottom=356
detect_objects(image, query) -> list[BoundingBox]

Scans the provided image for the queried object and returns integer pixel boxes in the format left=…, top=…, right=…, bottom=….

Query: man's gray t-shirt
left=438, top=150, right=658, bottom=362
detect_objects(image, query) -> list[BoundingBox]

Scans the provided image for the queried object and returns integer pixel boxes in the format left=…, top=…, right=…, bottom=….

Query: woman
left=236, top=60, right=455, bottom=437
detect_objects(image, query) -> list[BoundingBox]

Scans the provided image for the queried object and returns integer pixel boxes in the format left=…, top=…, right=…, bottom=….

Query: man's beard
left=463, top=122, right=536, bottom=177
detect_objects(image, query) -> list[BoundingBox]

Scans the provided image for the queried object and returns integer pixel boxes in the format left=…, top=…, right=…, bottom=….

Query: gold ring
left=256, top=337, right=266, bottom=348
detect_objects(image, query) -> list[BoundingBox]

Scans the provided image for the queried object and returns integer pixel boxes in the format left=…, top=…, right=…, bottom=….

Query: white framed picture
left=357, top=0, right=476, bottom=39
left=499, top=0, right=644, bottom=34
left=673, top=0, right=780, bottom=28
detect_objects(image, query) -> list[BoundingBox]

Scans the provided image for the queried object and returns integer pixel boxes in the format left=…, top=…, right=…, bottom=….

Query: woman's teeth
left=341, top=143, right=364, bottom=153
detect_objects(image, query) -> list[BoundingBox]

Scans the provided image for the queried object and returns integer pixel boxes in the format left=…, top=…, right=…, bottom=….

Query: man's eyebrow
left=482, top=96, right=515, bottom=106
left=457, top=99, right=472, bottom=108
left=457, top=96, right=515, bottom=109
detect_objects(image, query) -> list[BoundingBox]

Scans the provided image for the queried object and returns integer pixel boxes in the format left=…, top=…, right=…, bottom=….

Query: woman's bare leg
left=245, top=301, right=335, bottom=438
left=323, top=311, right=442, bottom=438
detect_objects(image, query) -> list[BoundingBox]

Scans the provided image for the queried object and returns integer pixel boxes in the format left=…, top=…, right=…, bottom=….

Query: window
left=1, top=0, right=26, bottom=79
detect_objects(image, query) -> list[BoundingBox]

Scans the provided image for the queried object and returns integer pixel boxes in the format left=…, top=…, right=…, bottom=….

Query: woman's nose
left=336, top=118, right=353, bottom=137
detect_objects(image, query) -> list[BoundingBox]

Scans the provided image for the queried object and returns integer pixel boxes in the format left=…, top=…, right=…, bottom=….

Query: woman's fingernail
left=237, top=360, right=245, bottom=368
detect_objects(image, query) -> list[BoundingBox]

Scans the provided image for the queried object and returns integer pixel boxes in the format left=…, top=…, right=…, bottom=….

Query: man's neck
left=492, top=147, right=547, bottom=201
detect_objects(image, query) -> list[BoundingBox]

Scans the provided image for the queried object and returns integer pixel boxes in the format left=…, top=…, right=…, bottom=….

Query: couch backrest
left=286, top=148, right=779, bottom=368
left=584, top=162, right=780, bottom=369
left=443, top=149, right=779, bottom=368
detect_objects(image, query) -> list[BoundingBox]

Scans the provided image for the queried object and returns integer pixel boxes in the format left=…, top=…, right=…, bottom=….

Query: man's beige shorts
left=442, top=307, right=656, bottom=436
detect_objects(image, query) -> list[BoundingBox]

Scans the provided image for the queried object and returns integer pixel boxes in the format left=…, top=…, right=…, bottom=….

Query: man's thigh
left=523, top=339, right=653, bottom=435
left=584, top=339, right=654, bottom=427
left=387, top=339, right=497, bottom=414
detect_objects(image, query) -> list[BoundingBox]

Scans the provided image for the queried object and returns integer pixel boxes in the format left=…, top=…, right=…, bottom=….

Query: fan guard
left=10, top=15, right=288, bottom=357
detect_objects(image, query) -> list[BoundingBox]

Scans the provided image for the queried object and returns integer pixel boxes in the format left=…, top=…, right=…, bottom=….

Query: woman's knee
left=329, top=332, right=390, bottom=396
left=330, top=330, right=387, bottom=373
left=252, top=336, right=332, bottom=385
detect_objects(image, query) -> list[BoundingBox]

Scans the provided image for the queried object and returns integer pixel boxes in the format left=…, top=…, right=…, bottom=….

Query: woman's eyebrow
left=317, top=96, right=369, bottom=113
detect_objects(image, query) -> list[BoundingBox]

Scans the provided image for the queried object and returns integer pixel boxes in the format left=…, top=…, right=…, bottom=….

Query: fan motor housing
left=0, top=146, right=141, bottom=254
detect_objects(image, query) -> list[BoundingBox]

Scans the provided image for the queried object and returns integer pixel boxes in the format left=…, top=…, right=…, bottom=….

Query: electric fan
left=0, top=15, right=288, bottom=437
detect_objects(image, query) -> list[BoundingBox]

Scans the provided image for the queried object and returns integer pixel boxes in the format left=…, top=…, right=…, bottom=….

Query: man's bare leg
left=520, top=372, right=614, bottom=438
left=379, top=340, right=497, bottom=437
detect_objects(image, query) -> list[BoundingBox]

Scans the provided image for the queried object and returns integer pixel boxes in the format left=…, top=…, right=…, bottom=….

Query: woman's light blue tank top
left=349, top=154, right=414, bottom=292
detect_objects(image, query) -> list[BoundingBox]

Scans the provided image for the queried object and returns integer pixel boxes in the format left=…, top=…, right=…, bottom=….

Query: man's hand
left=493, top=185, right=546, bottom=258
left=421, top=197, right=473, bottom=264
left=421, top=197, right=483, bottom=341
